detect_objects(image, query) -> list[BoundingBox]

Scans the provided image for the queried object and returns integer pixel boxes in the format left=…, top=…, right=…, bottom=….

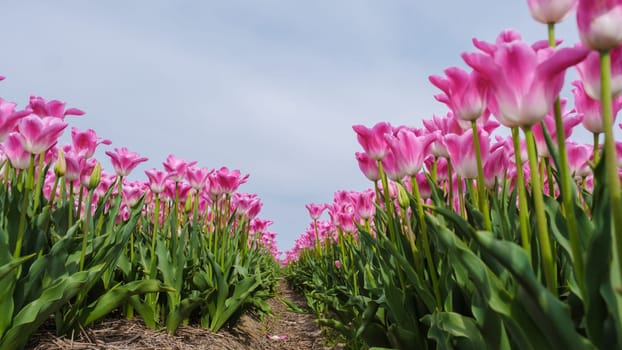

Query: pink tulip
left=71, top=127, right=111, bottom=159
left=305, top=203, right=327, bottom=220
left=0, top=76, right=4, bottom=81
left=381, top=149, right=404, bottom=182
left=429, top=67, right=488, bottom=121
left=444, top=128, right=490, bottom=179
left=483, top=146, right=509, bottom=189
left=384, top=128, right=435, bottom=177
left=18, top=115, right=68, bottom=154
left=416, top=172, right=433, bottom=199
left=567, top=141, right=592, bottom=178
left=577, top=0, right=622, bottom=51
left=355, top=152, right=381, bottom=181
left=163, top=154, right=197, bottom=182
left=334, top=260, right=342, bottom=269
left=186, top=165, right=212, bottom=190
left=105, top=147, right=148, bottom=177
left=2, top=132, right=31, bottom=169
left=62, top=147, right=86, bottom=181
left=532, top=101, right=582, bottom=157
left=527, top=0, right=577, bottom=24
left=352, top=122, right=392, bottom=160
left=573, top=80, right=622, bottom=133
left=576, top=45, right=622, bottom=99
left=0, top=98, right=29, bottom=142
left=28, top=96, right=84, bottom=119
left=145, top=168, right=171, bottom=194
left=209, top=166, right=249, bottom=196
left=352, top=190, right=375, bottom=220
left=463, top=37, right=589, bottom=127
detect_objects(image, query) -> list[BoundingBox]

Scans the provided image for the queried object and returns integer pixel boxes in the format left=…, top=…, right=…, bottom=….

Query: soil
left=27, top=279, right=338, bottom=350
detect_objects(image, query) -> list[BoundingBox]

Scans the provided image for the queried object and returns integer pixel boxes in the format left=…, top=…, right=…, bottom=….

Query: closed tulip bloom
left=105, top=147, right=148, bottom=177
left=353, top=189, right=376, bottom=220
left=483, top=147, right=509, bottom=189
left=576, top=45, right=622, bottom=99
left=186, top=165, right=212, bottom=190
left=2, top=132, right=31, bottom=169
left=444, top=128, right=490, bottom=179
left=577, top=0, right=622, bottom=51
left=385, top=129, right=435, bottom=177
left=463, top=39, right=589, bottom=127
left=381, top=150, right=405, bottom=182
left=145, top=168, right=171, bottom=194
left=527, top=0, right=577, bottom=24
left=567, top=141, right=592, bottom=178
left=429, top=67, right=488, bottom=121
left=573, top=80, right=622, bottom=133
left=209, top=166, right=249, bottom=196
left=532, top=101, right=582, bottom=157
left=355, top=152, right=380, bottom=181
left=352, top=122, right=392, bottom=160
left=18, top=115, right=68, bottom=154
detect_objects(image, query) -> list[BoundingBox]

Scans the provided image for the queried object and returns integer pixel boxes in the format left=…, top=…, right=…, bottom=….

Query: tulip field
left=2, top=1, right=622, bottom=350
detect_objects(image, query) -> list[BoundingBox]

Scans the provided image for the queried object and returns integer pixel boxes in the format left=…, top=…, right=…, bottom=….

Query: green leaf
left=423, top=312, right=486, bottom=350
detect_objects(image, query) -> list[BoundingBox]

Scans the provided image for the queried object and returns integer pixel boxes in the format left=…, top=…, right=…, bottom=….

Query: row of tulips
left=0, top=77, right=280, bottom=349
left=285, top=1, right=622, bottom=349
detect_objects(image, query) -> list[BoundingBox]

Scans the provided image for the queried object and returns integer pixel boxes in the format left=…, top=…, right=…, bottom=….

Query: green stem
left=512, top=127, right=532, bottom=258
left=457, top=175, right=465, bottom=217
left=545, top=158, right=555, bottom=197
left=593, top=132, right=600, bottom=167
left=447, top=159, right=453, bottom=208
left=599, top=50, right=622, bottom=290
left=14, top=155, right=36, bottom=258
left=79, top=189, right=95, bottom=271
left=471, top=121, right=491, bottom=230
left=32, top=154, right=45, bottom=214
left=150, top=194, right=161, bottom=277
left=524, top=126, right=557, bottom=294
left=412, top=177, right=442, bottom=309
left=377, top=160, right=397, bottom=242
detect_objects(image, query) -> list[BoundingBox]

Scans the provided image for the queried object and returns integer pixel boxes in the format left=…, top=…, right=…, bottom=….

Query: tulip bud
left=54, top=149, right=66, bottom=177
left=87, top=162, right=101, bottom=190
left=397, top=183, right=411, bottom=209
left=184, top=191, right=195, bottom=213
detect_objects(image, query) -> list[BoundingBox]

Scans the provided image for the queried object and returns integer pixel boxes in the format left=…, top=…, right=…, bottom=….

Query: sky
left=0, top=1, right=585, bottom=254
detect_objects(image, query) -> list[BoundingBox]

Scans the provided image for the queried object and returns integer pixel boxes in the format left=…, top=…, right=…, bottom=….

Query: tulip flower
left=163, top=154, right=197, bottom=182
left=463, top=39, right=589, bottom=127
left=573, top=80, right=622, bottom=134
left=28, top=96, right=84, bottom=119
left=527, top=0, right=577, bottom=24
left=355, top=152, right=380, bottom=181
left=186, top=165, right=212, bottom=190
left=105, top=147, right=148, bottom=177
left=2, top=132, right=31, bottom=170
left=145, top=168, right=171, bottom=194
left=576, top=45, right=622, bottom=100
left=352, top=122, right=392, bottom=160
left=18, top=115, right=68, bottom=155
left=0, top=98, right=29, bottom=142
left=305, top=203, right=327, bottom=220
left=567, top=141, right=592, bottom=178
left=209, top=166, right=249, bottom=196
left=71, top=127, right=112, bottom=159
left=429, top=67, right=488, bottom=121
left=577, top=0, right=622, bottom=51
left=444, top=128, right=490, bottom=179
left=384, top=129, right=435, bottom=177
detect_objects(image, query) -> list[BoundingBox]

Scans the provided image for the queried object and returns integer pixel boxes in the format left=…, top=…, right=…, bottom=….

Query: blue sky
left=0, top=1, right=583, bottom=253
